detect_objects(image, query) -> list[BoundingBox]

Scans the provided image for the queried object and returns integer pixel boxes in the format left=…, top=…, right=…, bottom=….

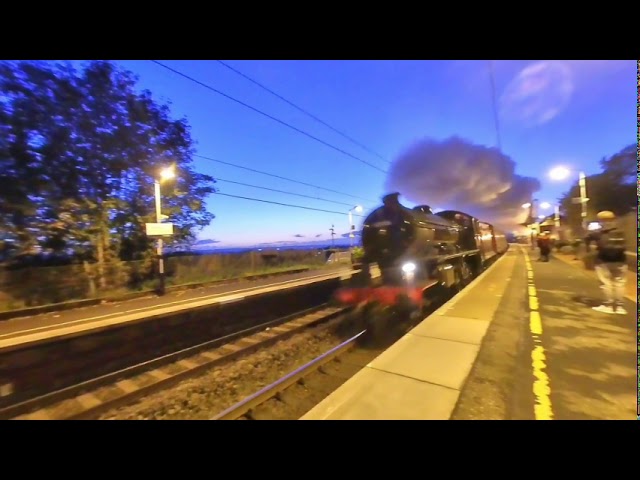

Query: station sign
left=146, top=222, right=174, bottom=236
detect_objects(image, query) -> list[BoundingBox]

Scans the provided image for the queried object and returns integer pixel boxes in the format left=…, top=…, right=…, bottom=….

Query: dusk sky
left=102, top=60, right=633, bottom=246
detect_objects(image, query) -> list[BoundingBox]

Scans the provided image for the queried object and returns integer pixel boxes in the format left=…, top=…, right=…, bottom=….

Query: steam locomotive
left=335, top=194, right=508, bottom=310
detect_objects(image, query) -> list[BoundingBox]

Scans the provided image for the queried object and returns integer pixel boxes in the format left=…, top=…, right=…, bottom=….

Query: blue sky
left=109, top=60, right=634, bottom=246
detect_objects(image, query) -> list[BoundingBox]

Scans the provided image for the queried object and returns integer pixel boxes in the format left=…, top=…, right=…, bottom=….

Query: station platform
left=0, top=266, right=358, bottom=351
left=302, top=245, right=637, bottom=420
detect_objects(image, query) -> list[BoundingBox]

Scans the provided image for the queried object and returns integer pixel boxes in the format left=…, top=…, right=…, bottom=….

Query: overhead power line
left=216, top=60, right=390, bottom=165
left=150, top=60, right=387, bottom=174
left=487, top=60, right=503, bottom=151
left=193, top=153, right=376, bottom=204
left=213, top=192, right=366, bottom=217
left=216, top=177, right=360, bottom=208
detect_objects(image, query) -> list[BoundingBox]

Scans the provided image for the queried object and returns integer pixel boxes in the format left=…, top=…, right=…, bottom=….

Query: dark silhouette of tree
left=558, top=143, right=636, bottom=235
left=0, top=60, right=216, bottom=288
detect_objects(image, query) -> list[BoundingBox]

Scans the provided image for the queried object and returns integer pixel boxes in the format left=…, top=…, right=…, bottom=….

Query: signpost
left=146, top=222, right=174, bottom=295
left=145, top=223, right=174, bottom=237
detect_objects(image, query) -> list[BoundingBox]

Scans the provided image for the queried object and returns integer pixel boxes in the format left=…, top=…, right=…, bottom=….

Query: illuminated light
left=522, top=203, right=532, bottom=209
left=354, top=205, right=363, bottom=213
left=549, top=166, right=570, bottom=181
left=538, top=215, right=545, bottom=219
left=160, top=166, right=175, bottom=181
left=588, top=222, right=601, bottom=231
left=402, top=262, right=416, bottom=273
left=540, top=202, right=551, bottom=209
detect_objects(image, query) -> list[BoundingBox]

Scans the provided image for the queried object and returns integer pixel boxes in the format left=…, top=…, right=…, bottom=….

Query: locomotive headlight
left=402, top=262, right=416, bottom=273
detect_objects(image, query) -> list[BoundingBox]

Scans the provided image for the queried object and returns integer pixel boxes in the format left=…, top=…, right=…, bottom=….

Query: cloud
left=194, top=239, right=220, bottom=245
left=385, top=136, right=540, bottom=230
left=499, top=61, right=573, bottom=127
left=293, top=234, right=305, bottom=238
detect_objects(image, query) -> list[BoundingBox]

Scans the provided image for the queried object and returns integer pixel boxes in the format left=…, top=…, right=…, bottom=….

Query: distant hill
left=167, top=236, right=359, bottom=255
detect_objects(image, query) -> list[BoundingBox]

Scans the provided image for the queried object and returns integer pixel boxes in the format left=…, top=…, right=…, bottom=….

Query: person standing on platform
left=585, top=211, right=628, bottom=315
left=537, top=231, right=552, bottom=262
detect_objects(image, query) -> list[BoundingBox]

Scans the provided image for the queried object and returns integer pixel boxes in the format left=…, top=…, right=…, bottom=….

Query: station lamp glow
left=160, top=166, right=175, bottom=181
left=549, top=166, right=570, bottom=181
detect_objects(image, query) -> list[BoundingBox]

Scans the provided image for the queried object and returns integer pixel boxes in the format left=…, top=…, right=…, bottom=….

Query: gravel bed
left=249, top=347, right=385, bottom=420
left=99, top=321, right=350, bottom=420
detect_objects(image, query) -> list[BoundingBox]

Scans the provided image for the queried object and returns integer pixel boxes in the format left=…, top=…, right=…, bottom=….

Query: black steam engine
left=334, top=193, right=508, bottom=311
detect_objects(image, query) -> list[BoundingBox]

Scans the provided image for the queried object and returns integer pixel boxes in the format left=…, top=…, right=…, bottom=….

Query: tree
left=558, top=144, right=636, bottom=235
left=0, top=61, right=216, bottom=282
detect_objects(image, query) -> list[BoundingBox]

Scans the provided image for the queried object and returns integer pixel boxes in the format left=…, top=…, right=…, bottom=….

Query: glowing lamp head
left=354, top=205, right=363, bottom=213
left=540, top=202, right=551, bottom=209
left=160, top=167, right=175, bottom=181
left=549, top=166, right=570, bottom=181
left=402, top=262, right=416, bottom=273
left=522, top=203, right=532, bottom=209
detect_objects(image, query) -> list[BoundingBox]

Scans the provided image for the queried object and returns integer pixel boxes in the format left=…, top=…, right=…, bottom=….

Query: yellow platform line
left=522, top=247, right=554, bottom=420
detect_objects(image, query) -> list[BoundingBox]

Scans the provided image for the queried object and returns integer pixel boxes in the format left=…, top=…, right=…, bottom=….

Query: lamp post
left=549, top=166, right=588, bottom=235
left=348, top=205, right=363, bottom=248
left=522, top=200, right=537, bottom=249
left=154, top=166, right=175, bottom=295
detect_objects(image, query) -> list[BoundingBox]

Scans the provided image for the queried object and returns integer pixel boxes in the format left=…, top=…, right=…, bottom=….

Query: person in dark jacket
left=584, top=211, right=628, bottom=315
left=537, top=231, right=551, bottom=262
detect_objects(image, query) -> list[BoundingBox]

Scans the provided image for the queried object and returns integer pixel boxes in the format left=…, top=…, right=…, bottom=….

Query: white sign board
left=571, top=197, right=589, bottom=204
left=146, top=222, right=174, bottom=236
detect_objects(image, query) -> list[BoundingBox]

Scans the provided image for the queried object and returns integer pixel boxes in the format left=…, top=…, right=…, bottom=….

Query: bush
left=351, top=246, right=364, bottom=263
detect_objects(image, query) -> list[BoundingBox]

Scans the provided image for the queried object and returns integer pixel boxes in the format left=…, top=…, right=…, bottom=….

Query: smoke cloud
left=385, top=136, right=540, bottom=230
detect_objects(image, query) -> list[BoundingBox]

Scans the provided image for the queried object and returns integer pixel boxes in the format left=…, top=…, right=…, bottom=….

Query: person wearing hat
left=584, top=210, right=628, bottom=314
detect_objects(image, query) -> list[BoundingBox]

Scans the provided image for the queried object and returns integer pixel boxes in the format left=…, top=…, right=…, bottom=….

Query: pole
left=348, top=210, right=354, bottom=248
left=579, top=171, right=588, bottom=235
left=154, top=180, right=165, bottom=295
left=529, top=200, right=536, bottom=250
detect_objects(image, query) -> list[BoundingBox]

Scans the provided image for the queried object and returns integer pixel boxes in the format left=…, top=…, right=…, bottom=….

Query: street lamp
left=154, top=166, right=175, bottom=295
left=548, top=166, right=588, bottom=235
left=348, top=205, right=363, bottom=247
left=549, top=166, right=570, bottom=181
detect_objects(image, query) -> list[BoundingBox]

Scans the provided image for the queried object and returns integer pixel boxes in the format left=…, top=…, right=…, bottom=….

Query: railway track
left=210, top=288, right=464, bottom=420
left=212, top=329, right=371, bottom=420
left=4, top=304, right=350, bottom=420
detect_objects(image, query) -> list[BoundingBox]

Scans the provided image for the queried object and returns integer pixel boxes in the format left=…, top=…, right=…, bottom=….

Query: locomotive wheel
left=455, top=261, right=473, bottom=291
left=362, top=304, right=393, bottom=347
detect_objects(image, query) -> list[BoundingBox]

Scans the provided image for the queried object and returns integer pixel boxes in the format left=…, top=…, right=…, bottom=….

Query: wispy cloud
left=194, top=239, right=221, bottom=245
left=499, top=61, right=573, bottom=127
